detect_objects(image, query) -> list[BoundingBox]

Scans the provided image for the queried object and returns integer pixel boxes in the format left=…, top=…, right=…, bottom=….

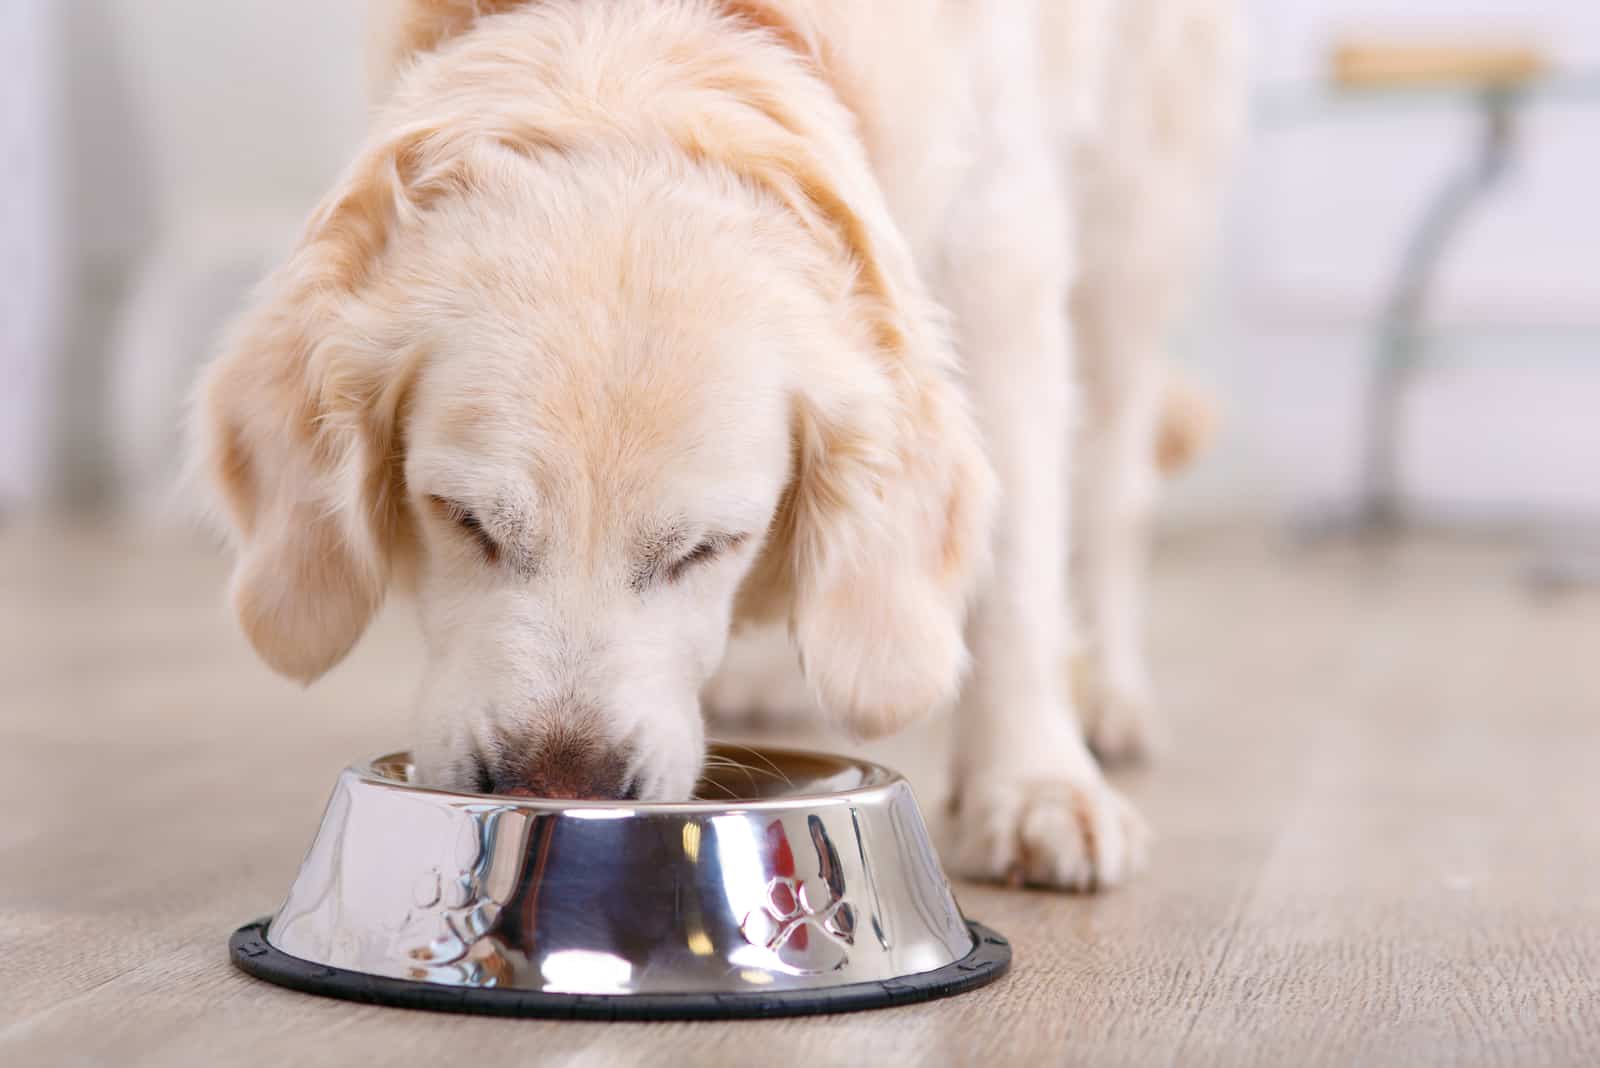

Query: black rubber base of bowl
left=230, top=917, right=1009, bottom=1020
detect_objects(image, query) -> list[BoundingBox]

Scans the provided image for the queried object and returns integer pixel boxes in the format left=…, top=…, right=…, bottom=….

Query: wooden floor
left=3, top=522, right=1598, bottom=1066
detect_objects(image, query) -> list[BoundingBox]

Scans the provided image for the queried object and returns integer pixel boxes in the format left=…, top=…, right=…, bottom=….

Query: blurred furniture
left=1331, top=41, right=1546, bottom=91
left=1331, top=41, right=1547, bottom=534
left=1264, top=41, right=1600, bottom=568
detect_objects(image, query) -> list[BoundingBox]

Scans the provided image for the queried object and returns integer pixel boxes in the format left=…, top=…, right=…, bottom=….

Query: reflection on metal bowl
left=230, top=745, right=1009, bottom=1018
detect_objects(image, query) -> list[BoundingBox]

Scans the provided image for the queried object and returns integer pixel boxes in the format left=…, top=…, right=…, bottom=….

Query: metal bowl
left=231, top=745, right=1009, bottom=1019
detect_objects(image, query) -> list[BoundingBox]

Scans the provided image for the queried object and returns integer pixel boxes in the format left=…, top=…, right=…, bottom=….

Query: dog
left=194, top=0, right=1241, bottom=890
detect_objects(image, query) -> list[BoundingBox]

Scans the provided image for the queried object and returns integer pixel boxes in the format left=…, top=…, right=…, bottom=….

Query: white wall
left=69, top=0, right=369, bottom=269
left=19, top=0, right=369, bottom=508
left=0, top=1, right=64, bottom=507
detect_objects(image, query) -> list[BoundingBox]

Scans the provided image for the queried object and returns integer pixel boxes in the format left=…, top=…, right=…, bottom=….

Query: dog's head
left=195, top=62, right=993, bottom=800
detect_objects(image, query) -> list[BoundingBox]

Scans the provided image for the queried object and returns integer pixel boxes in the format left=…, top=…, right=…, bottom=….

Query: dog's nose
left=488, top=731, right=636, bottom=801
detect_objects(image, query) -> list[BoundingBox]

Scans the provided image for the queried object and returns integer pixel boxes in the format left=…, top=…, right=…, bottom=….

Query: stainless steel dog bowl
left=231, top=746, right=1009, bottom=1019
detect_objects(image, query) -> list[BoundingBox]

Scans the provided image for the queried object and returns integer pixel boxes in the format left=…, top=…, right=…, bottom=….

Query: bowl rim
left=352, top=743, right=912, bottom=814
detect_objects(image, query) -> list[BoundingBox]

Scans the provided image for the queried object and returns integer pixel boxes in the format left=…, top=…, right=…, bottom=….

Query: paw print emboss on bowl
left=738, top=815, right=858, bottom=973
left=388, top=807, right=523, bottom=986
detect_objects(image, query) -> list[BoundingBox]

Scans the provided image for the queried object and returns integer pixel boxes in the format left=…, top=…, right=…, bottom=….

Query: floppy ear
left=192, top=131, right=438, bottom=683
left=778, top=344, right=996, bottom=739
left=698, top=70, right=998, bottom=737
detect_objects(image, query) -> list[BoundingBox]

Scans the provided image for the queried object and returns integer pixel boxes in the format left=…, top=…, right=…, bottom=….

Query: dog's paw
left=1070, top=649, right=1165, bottom=765
left=946, top=774, right=1148, bottom=891
left=702, top=625, right=816, bottom=727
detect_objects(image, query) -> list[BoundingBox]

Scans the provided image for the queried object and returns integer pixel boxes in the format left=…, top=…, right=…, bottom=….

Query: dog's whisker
left=692, top=775, right=740, bottom=801
left=701, top=750, right=798, bottom=797
left=716, top=743, right=794, bottom=788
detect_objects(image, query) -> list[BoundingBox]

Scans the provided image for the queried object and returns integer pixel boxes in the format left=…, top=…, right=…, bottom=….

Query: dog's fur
left=195, top=0, right=1241, bottom=888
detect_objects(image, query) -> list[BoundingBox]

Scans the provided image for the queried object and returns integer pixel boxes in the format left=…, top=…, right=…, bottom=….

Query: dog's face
left=399, top=168, right=796, bottom=797
left=196, top=104, right=993, bottom=800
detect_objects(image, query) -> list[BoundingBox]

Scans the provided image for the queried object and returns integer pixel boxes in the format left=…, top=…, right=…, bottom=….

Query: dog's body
left=197, top=0, right=1241, bottom=889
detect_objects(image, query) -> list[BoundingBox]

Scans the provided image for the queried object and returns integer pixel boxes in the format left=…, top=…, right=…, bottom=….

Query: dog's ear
left=192, top=130, right=447, bottom=683
left=708, top=75, right=998, bottom=738
left=778, top=345, right=995, bottom=739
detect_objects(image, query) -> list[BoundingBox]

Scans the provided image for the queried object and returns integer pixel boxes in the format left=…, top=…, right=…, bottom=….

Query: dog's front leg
left=938, top=157, right=1147, bottom=892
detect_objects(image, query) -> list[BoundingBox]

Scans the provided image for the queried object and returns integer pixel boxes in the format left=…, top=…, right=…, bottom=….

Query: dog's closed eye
left=634, top=530, right=748, bottom=590
left=427, top=495, right=500, bottom=563
left=665, top=533, right=746, bottom=583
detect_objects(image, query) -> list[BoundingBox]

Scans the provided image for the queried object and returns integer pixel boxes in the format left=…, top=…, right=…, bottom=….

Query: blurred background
left=3, top=0, right=1597, bottom=543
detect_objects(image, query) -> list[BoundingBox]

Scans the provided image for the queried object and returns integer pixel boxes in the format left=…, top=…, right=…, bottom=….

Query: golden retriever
left=195, top=0, right=1241, bottom=889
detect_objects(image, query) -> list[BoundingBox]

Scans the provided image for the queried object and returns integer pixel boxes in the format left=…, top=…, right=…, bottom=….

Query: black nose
left=487, top=728, right=636, bottom=801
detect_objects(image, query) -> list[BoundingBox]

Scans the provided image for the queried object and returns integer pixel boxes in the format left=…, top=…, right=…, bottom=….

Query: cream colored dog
left=196, top=0, right=1240, bottom=889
